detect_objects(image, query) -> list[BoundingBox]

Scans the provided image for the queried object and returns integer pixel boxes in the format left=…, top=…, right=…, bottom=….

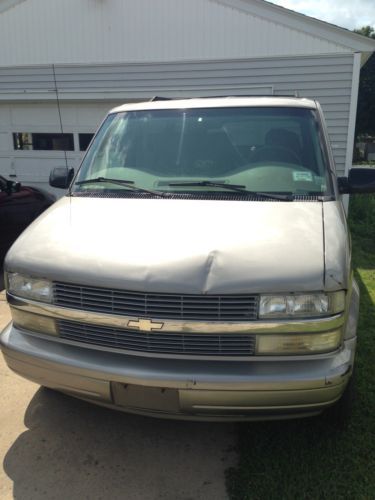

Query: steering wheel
left=251, top=145, right=302, bottom=165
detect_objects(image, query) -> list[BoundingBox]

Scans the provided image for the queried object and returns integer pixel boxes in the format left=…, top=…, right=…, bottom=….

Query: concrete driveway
left=0, top=293, right=236, bottom=500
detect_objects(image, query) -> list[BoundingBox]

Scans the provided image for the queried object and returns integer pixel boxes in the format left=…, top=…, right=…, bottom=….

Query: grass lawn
left=227, top=194, right=375, bottom=500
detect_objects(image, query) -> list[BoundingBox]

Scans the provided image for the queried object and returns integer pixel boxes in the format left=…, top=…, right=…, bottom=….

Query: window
left=79, top=133, right=95, bottom=151
left=13, top=133, right=74, bottom=151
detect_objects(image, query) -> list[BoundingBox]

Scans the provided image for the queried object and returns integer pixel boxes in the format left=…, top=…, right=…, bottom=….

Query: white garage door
left=0, top=101, right=116, bottom=197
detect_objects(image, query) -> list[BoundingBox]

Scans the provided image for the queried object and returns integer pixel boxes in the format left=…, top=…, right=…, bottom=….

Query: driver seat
left=265, top=129, right=302, bottom=158
left=251, top=128, right=302, bottom=163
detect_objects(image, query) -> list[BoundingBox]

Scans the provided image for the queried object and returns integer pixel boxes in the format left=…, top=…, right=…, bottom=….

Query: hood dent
left=202, top=250, right=218, bottom=293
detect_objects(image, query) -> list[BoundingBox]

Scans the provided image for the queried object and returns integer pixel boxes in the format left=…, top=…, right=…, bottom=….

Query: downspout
left=343, top=52, right=361, bottom=213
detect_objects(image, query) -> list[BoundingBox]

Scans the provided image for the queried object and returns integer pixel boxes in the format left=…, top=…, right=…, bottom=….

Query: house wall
left=0, top=0, right=355, bottom=66
left=0, top=53, right=355, bottom=194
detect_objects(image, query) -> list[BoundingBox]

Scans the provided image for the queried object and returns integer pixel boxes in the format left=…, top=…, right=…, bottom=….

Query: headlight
left=259, top=291, right=345, bottom=319
left=6, top=272, right=53, bottom=303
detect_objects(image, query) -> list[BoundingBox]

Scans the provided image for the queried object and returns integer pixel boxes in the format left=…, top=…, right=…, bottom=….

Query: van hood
left=6, top=196, right=338, bottom=294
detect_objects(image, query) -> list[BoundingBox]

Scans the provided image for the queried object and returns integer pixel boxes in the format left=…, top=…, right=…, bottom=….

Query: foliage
left=354, top=26, right=375, bottom=39
left=355, top=26, right=375, bottom=136
left=349, top=194, right=375, bottom=252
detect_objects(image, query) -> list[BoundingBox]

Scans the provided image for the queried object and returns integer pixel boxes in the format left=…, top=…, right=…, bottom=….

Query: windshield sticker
left=293, top=171, right=313, bottom=182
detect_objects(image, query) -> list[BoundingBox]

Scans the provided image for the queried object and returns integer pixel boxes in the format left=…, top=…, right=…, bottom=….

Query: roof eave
left=0, top=0, right=26, bottom=14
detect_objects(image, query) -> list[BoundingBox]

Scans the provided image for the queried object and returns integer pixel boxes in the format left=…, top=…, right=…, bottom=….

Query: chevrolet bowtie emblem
left=127, top=318, right=164, bottom=332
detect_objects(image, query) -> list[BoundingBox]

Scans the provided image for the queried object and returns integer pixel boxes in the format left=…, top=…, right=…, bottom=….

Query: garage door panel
left=14, top=156, right=79, bottom=183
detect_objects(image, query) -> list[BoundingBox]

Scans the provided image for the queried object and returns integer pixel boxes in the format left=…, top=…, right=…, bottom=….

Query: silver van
left=2, top=97, right=375, bottom=421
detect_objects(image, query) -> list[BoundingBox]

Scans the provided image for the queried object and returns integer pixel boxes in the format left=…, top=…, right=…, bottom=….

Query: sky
left=269, top=0, right=375, bottom=30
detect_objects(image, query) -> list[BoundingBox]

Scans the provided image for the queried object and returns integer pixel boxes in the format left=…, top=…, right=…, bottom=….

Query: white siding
left=0, top=0, right=354, bottom=66
left=0, top=53, right=354, bottom=181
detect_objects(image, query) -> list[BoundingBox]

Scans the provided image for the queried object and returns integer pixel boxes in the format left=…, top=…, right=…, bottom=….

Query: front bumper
left=0, top=323, right=355, bottom=421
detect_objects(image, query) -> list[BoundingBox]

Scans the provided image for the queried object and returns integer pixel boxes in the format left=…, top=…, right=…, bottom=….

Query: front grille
left=53, top=282, right=259, bottom=321
left=58, top=320, right=256, bottom=357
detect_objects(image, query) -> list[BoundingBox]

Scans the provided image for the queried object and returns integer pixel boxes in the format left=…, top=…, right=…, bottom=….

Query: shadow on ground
left=3, top=389, right=235, bottom=500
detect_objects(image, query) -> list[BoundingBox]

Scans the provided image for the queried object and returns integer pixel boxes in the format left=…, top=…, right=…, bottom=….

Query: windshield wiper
left=167, top=181, right=293, bottom=201
left=76, top=177, right=135, bottom=186
left=74, top=177, right=165, bottom=197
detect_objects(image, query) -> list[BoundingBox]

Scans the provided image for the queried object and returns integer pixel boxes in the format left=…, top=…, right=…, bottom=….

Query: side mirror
left=49, top=167, right=74, bottom=189
left=338, top=167, right=375, bottom=194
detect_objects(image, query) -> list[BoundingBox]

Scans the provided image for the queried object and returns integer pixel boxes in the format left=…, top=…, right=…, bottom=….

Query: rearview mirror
left=338, top=167, right=375, bottom=194
left=49, top=167, right=74, bottom=189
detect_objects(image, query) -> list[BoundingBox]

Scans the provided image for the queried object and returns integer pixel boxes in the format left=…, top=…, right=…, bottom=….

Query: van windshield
left=73, top=106, right=333, bottom=198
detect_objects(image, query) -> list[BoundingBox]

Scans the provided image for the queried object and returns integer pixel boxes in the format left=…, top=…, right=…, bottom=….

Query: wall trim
left=345, top=52, right=361, bottom=177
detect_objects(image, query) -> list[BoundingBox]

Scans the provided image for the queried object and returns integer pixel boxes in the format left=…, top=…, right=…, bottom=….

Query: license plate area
left=111, top=382, right=180, bottom=412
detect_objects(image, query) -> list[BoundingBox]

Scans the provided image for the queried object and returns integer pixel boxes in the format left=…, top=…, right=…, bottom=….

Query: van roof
left=110, top=96, right=317, bottom=114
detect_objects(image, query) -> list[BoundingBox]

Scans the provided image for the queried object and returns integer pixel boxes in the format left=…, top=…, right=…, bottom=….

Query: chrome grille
left=58, top=320, right=256, bottom=357
left=53, top=282, right=259, bottom=321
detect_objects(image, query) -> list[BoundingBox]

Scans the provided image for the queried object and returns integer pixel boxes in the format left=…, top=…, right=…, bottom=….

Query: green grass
left=226, top=195, right=375, bottom=500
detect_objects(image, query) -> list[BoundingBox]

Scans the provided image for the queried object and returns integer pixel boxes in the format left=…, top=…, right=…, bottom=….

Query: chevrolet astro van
left=2, top=97, right=375, bottom=421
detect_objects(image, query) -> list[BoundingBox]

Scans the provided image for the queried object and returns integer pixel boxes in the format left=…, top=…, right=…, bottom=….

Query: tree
left=354, top=26, right=375, bottom=39
left=354, top=26, right=375, bottom=137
